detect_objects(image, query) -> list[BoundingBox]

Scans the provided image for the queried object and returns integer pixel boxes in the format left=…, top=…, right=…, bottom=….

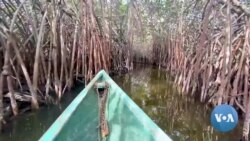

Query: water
left=112, top=65, right=242, bottom=141
left=0, top=87, right=82, bottom=141
left=0, top=65, right=242, bottom=141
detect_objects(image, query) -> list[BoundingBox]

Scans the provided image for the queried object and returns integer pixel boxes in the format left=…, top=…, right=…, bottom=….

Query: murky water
left=0, top=87, right=82, bottom=141
left=112, top=65, right=242, bottom=141
left=0, top=65, right=242, bottom=141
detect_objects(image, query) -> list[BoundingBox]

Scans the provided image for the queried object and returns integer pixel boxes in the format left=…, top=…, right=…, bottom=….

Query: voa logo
left=210, top=104, right=238, bottom=132
left=214, top=113, right=235, bottom=123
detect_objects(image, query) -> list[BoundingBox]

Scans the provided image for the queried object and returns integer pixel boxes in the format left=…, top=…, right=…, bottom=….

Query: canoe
left=39, top=70, right=172, bottom=141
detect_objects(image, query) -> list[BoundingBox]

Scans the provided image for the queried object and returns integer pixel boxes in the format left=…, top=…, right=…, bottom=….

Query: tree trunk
left=3, top=39, right=18, bottom=115
left=243, top=96, right=250, bottom=141
left=11, top=36, right=39, bottom=109
left=242, top=19, right=250, bottom=141
left=0, top=73, right=4, bottom=131
left=69, top=21, right=79, bottom=88
left=33, top=10, right=47, bottom=106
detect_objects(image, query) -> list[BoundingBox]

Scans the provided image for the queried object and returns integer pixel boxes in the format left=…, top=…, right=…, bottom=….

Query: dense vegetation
left=1, top=0, right=250, bottom=140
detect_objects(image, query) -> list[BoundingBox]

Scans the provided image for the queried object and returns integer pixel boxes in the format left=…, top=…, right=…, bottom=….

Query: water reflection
left=113, top=65, right=241, bottom=141
left=0, top=87, right=82, bottom=141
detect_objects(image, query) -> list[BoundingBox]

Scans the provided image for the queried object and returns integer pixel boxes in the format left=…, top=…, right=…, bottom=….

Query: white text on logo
left=215, top=114, right=234, bottom=123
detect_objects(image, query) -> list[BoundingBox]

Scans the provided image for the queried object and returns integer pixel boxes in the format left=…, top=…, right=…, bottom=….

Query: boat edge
left=39, top=70, right=106, bottom=141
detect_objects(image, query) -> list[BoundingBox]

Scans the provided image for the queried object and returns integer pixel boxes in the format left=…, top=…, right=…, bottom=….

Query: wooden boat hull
left=39, top=70, right=172, bottom=141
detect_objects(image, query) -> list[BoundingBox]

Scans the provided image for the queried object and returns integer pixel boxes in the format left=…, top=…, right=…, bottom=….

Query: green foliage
left=119, top=2, right=128, bottom=15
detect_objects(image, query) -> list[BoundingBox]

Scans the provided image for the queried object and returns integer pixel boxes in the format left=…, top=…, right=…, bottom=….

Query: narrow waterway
left=0, top=65, right=242, bottom=141
left=113, top=65, right=242, bottom=141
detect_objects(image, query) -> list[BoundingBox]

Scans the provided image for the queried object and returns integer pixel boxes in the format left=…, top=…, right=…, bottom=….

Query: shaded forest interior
left=1, top=0, right=250, bottom=140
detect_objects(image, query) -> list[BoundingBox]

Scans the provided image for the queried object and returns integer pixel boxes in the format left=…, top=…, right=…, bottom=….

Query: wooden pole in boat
left=95, top=82, right=109, bottom=139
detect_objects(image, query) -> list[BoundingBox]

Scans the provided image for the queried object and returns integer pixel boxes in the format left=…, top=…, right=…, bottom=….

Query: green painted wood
left=39, top=70, right=172, bottom=141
